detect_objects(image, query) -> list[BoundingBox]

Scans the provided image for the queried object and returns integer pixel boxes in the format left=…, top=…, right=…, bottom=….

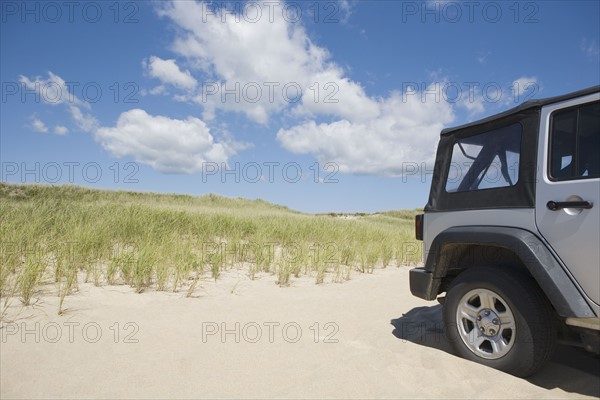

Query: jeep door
left=536, top=94, right=600, bottom=307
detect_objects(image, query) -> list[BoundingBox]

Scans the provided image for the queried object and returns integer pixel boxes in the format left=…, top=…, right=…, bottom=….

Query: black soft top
left=425, top=85, right=599, bottom=212
left=441, top=85, right=600, bottom=136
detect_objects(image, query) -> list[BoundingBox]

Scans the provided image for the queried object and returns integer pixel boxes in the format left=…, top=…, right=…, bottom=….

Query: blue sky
left=1, top=0, right=599, bottom=213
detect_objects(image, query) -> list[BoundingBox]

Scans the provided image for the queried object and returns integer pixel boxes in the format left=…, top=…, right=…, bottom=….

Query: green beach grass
left=0, top=182, right=422, bottom=314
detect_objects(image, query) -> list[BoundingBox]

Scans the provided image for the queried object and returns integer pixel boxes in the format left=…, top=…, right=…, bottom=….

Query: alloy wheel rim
left=455, top=288, right=516, bottom=360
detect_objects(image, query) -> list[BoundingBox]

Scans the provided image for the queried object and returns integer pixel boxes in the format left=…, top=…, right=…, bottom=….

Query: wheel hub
left=476, top=308, right=501, bottom=336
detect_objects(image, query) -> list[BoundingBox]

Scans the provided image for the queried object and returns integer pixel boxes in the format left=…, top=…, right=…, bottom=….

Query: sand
left=1, top=267, right=598, bottom=399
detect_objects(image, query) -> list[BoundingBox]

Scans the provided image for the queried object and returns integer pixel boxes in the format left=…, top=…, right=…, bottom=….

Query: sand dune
left=1, top=267, right=598, bottom=399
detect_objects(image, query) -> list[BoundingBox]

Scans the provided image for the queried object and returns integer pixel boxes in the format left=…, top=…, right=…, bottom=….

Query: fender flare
left=417, top=226, right=595, bottom=318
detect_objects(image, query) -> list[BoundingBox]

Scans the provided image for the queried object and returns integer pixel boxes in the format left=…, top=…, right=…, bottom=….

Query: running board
left=565, top=317, right=600, bottom=331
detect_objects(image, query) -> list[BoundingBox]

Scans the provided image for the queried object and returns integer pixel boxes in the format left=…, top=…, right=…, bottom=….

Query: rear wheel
left=443, top=266, right=557, bottom=377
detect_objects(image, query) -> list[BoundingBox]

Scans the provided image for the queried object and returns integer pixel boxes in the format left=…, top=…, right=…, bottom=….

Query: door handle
left=547, top=200, right=594, bottom=211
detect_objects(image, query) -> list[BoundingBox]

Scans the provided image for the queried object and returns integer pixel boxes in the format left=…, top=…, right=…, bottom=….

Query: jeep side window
left=445, top=123, right=521, bottom=193
left=549, top=101, right=600, bottom=181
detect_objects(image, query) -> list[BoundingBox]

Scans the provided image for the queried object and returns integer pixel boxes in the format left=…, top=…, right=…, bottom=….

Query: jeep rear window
left=549, top=101, right=600, bottom=181
left=445, top=123, right=521, bottom=193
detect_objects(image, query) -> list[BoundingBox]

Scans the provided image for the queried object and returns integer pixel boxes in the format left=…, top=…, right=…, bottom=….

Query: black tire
left=443, top=266, right=557, bottom=377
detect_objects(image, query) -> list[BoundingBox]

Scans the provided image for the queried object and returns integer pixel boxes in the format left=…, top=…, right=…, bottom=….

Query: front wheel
left=443, top=266, right=557, bottom=377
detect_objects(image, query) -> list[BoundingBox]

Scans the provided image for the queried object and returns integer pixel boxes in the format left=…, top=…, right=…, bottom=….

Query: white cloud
left=477, top=51, right=490, bottom=65
left=157, top=1, right=377, bottom=124
left=19, top=72, right=87, bottom=108
left=506, top=76, right=540, bottom=106
left=455, top=77, right=540, bottom=117
left=20, top=71, right=98, bottom=133
left=456, top=85, right=486, bottom=117
left=338, top=0, right=353, bottom=23
left=581, top=38, right=600, bottom=59
left=95, top=109, right=237, bottom=173
left=511, top=76, right=538, bottom=97
left=22, top=13, right=538, bottom=178
left=30, top=115, right=69, bottom=135
left=68, top=104, right=99, bottom=133
left=296, top=68, right=380, bottom=122
left=20, top=69, right=240, bottom=172
left=155, top=1, right=458, bottom=174
left=277, top=85, right=455, bottom=175
left=278, top=73, right=548, bottom=174
left=144, top=55, right=197, bottom=90
left=54, top=125, right=68, bottom=135
left=458, top=94, right=486, bottom=117
left=30, top=116, right=48, bottom=133
left=21, top=69, right=239, bottom=173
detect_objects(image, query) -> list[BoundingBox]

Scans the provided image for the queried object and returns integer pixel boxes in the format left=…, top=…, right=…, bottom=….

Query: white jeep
left=410, top=85, right=600, bottom=377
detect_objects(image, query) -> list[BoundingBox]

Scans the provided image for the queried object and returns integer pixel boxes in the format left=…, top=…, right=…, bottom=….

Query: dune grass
left=0, top=182, right=422, bottom=313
